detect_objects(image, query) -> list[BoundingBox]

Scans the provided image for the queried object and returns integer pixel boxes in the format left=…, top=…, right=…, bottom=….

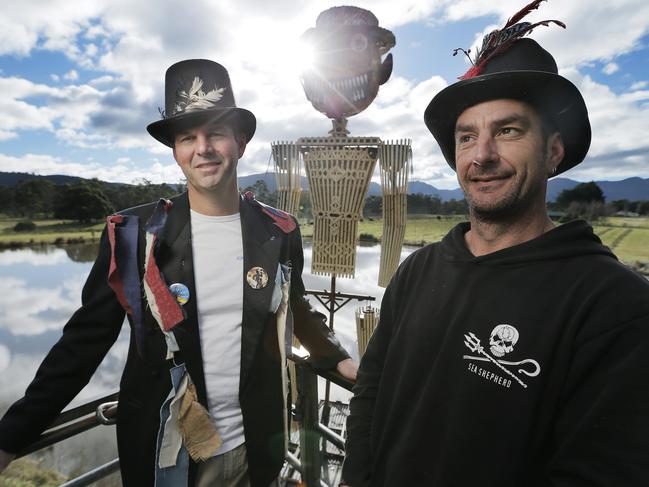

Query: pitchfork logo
left=463, top=324, right=540, bottom=389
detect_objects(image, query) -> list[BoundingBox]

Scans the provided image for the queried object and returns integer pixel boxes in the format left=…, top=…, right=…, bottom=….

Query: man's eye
left=500, top=127, right=517, bottom=136
left=457, top=135, right=472, bottom=144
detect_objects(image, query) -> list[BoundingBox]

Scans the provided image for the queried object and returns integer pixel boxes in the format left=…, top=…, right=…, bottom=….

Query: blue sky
left=0, top=0, right=648, bottom=189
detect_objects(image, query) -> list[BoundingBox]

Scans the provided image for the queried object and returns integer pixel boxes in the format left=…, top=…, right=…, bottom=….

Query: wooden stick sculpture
left=300, top=136, right=380, bottom=278
left=378, top=140, right=412, bottom=287
left=356, top=305, right=380, bottom=358
left=271, top=141, right=302, bottom=216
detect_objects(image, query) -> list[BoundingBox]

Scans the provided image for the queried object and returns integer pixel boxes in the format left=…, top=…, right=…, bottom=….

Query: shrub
left=13, top=221, right=36, bottom=232
left=359, top=233, right=380, bottom=243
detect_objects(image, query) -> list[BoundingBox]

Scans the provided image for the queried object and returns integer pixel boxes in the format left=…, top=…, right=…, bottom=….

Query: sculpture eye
left=350, top=33, right=368, bottom=52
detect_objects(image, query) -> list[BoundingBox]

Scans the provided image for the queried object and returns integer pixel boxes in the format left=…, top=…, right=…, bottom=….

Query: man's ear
left=547, top=132, right=565, bottom=176
left=236, top=133, right=247, bottom=158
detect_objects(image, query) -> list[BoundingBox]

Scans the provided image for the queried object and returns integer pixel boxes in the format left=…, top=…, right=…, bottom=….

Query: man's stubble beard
left=464, top=170, right=547, bottom=225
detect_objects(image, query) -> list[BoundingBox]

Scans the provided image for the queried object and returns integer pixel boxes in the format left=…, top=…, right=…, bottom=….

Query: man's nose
left=196, top=133, right=214, bottom=156
left=473, top=134, right=499, bottom=166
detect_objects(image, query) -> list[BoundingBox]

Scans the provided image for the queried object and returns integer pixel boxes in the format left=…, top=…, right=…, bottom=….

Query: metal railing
left=291, top=353, right=354, bottom=487
left=14, top=392, right=120, bottom=487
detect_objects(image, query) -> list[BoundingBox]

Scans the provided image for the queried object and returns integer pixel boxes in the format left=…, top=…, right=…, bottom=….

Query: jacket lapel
left=239, top=196, right=281, bottom=390
left=155, top=193, right=207, bottom=404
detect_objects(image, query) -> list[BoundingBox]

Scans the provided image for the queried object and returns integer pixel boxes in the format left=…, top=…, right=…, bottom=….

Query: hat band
left=170, top=76, right=226, bottom=117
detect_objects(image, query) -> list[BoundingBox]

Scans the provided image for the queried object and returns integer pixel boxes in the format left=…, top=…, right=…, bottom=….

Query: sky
left=0, top=0, right=648, bottom=190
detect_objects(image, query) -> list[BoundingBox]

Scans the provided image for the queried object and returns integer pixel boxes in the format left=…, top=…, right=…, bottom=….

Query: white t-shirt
left=190, top=209, right=244, bottom=455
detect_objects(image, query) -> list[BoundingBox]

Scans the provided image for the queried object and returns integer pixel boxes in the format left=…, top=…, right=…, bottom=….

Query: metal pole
left=58, top=458, right=120, bottom=487
left=322, top=273, right=335, bottom=429
left=297, top=362, right=321, bottom=486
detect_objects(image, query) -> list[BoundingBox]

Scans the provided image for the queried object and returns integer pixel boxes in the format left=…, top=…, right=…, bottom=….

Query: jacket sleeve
left=537, top=312, right=649, bottom=486
left=0, top=227, right=126, bottom=454
left=287, top=221, right=350, bottom=370
left=341, top=267, right=399, bottom=487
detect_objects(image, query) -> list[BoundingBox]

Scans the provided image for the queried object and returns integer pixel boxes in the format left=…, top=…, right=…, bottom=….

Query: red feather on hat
left=456, top=0, right=565, bottom=80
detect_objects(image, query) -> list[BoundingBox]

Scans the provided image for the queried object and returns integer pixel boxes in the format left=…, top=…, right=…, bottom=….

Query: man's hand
left=0, top=449, right=15, bottom=474
left=336, top=358, right=358, bottom=382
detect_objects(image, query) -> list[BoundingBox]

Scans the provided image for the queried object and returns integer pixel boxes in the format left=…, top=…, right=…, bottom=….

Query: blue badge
left=169, top=283, right=190, bottom=305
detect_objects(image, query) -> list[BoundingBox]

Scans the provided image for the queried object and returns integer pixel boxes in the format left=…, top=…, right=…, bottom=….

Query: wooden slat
left=378, top=140, right=412, bottom=287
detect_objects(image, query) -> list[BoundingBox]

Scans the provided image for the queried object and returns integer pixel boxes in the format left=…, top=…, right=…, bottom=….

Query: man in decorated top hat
left=0, top=59, right=357, bottom=487
left=342, top=1, right=649, bottom=486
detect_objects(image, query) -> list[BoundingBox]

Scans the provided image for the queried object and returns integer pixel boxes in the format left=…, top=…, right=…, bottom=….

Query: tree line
left=2, top=178, right=647, bottom=224
left=0, top=178, right=182, bottom=223
left=547, top=181, right=649, bottom=220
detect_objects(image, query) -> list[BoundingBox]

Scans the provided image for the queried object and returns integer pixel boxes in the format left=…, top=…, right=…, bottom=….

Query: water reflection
left=0, top=241, right=417, bottom=410
left=0, top=244, right=130, bottom=413
left=301, top=240, right=416, bottom=363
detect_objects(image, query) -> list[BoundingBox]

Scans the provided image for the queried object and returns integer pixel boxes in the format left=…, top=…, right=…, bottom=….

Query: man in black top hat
left=0, top=59, right=357, bottom=487
left=342, top=1, right=649, bottom=486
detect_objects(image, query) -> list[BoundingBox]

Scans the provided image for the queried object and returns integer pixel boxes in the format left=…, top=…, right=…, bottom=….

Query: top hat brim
left=147, top=107, right=256, bottom=148
left=424, top=71, right=591, bottom=176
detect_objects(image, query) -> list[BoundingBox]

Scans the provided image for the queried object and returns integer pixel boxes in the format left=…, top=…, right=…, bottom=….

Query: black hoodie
left=343, top=221, right=649, bottom=487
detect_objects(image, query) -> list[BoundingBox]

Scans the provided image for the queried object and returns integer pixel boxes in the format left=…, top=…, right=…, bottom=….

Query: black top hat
left=424, top=1, right=591, bottom=176
left=147, top=59, right=256, bottom=147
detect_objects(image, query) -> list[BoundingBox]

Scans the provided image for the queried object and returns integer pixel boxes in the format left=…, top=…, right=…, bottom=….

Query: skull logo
left=489, top=324, right=519, bottom=357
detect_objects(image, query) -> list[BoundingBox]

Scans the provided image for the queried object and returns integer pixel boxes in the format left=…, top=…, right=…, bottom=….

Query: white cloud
left=0, top=130, right=17, bottom=141
left=0, top=275, right=82, bottom=336
left=0, top=152, right=184, bottom=184
left=85, top=43, right=98, bottom=57
left=561, top=69, right=649, bottom=181
left=89, top=75, right=115, bottom=85
left=63, top=69, right=79, bottom=80
left=602, top=63, right=619, bottom=75
left=0, top=247, right=70, bottom=266
left=438, top=0, right=649, bottom=84
left=630, top=80, right=648, bottom=90
left=0, top=78, right=58, bottom=133
left=0, top=345, right=10, bottom=374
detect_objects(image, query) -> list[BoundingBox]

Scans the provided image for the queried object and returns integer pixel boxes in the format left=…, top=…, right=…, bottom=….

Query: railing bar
left=317, top=423, right=346, bottom=451
left=18, top=415, right=112, bottom=458
left=58, top=458, right=120, bottom=487
left=50, top=392, right=119, bottom=428
left=286, top=450, right=301, bottom=471
left=306, top=289, right=375, bottom=302
left=316, top=369, right=354, bottom=391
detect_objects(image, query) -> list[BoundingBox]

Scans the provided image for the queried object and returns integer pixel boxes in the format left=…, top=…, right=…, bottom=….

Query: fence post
left=297, top=362, right=321, bottom=486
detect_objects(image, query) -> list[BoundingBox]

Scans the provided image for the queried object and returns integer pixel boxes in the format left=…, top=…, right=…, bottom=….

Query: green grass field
left=302, top=215, right=649, bottom=265
left=2, top=215, right=648, bottom=265
left=593, top=217, right=649, bottom=264
left=0, top=217, right=104, bottom=246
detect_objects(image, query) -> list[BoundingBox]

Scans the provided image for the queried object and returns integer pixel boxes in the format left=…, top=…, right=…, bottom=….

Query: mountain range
left=2, top=171, right=647, bottom=203
left=238, top=173, right=649, bottom=202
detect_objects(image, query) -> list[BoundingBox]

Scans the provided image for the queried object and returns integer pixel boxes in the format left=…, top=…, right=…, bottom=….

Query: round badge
left=246, top=267, right=268, bottom=289
left=169, top=283, right=190, bottom=305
